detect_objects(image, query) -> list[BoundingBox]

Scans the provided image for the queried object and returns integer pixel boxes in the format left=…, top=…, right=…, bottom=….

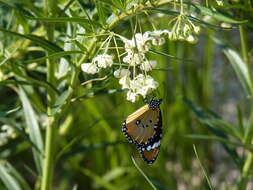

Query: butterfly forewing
left=122, top=99, right=163, bottom=164
left=122, top=105, right=161, bottom=146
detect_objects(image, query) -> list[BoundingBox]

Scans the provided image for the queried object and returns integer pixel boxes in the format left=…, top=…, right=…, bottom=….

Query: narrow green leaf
left=150, top=8, right=225, bottom=29
left=24, top=15, right=102, bottom=27
left=184, top=97, right=242, bottom=165
left=96, top=1, right=108, bottom=26
left=0, top=160, right=22, bottom=190
left=0, top=161, right=29, bottom=190
left=0, top=107, right=21, bottom=118
left=24, top=51, right=84, bottom=64
left=184, top=98, right=239, bottom=138
left=0, top=27, right=62, bottom=52
left=185, top=134, right=253, bottom=152
left=19, top=87, right=44, bottom=175
left=220, top=41, right=253, bottom=97
left=51, top=90, right=72, bottom=115
left=131, top=157, right=157, bottom=190
left=1, top=161, right=31, bottom=190
left=0, top=80, right=31, bottom=86
left=193, top=145, right=214, bottom=190
left=186, top=2, right=248, bottom=24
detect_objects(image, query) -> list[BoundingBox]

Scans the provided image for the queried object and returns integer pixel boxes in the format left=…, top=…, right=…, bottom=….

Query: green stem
left=238, top=24, right=252, bottom=190
left=41, top=117, right=56, bottom=190
left=239, top=151, right=253, bottom=190
left=40, top=0, right=57, bottom=190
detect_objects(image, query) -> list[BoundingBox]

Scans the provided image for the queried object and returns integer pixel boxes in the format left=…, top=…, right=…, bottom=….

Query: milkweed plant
left=0, top=0, right=253, bottom=190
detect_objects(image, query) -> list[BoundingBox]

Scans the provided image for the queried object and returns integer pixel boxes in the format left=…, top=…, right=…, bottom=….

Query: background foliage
left=0, top=0, right=253, bottom=189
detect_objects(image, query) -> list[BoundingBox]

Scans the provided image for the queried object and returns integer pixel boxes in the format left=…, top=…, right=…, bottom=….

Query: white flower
left=193, top=26, right=201, bottom=34
left=0, top=125, right=17, bottom=146
left=134, top=33, right=151, bottom=52
left=123, top=39, right=136, bottom=53
left=146, top=30, right=169, bottom=37
left=0, top=133, right=8, bottom=146
left=81, top=63, right=99, bottom=74
left=114, top=68, right=130, bottom=78
left=216, top=0, right=224, bottom=6
left=152, top=38, right=165, bottom=46
left=119, top=75, right=131, bottom=89
left=93, top=54, right=113, bottom=68
left=126, top=90, right=139, bottom=103
left=186, top=35, right=197, bottom=44
left=123, top=52, right=144, bottom=65
left=123, top=33, right=151, bottom=53
left=221, top=22, right=232, bottom=29
left=2, top=125, right=16, bottom=138
left=133, top=74, right=159, bottom=97
left=140, top=60, right=157, bottom=71
left=118, top=73, right=159, bottom=102
left=146, top=30, right=168, bottom=46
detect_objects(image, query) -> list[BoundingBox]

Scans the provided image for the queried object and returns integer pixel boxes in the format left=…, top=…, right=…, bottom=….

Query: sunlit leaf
left=19, top=87, right=44, bottom=174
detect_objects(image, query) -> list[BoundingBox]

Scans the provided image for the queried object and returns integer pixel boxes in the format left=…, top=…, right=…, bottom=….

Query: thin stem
left=180, top=0, right=184, bottom=14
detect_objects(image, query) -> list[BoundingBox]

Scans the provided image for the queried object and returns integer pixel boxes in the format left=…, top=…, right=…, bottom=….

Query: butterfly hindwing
left=122, top=99, right=163, bottom=164
left=139, top=112, right=162, bottom=164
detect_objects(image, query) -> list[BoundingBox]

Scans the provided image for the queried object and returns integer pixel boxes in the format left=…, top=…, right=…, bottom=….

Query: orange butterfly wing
left=122, top=101, right=162, bottom=164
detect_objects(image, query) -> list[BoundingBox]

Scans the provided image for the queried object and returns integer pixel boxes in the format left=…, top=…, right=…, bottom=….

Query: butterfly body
left=122, top=99, right=163, bottom=164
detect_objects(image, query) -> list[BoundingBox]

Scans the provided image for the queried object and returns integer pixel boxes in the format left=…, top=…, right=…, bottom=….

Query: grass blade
left=131, top=157, right=157, bottom=190
left=193, top=145, right=214, bottom=190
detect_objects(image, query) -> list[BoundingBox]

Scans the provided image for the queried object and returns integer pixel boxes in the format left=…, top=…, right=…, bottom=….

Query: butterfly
left=122, top=99, right=162, bottom=164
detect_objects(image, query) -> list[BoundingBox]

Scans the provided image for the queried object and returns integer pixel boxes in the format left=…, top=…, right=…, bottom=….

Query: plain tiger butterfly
left=122, top=99, right=162, bottom=164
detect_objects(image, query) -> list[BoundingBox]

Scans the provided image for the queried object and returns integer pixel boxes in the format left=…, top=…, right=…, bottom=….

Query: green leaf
left=51, top=90, right=72, bottom=115
left=0, top=107, right=21, bottom=118
left=19, top=87, right=44, bottom=175
left=185, top=134, right=253, bottom=152
left=0, top=161, right=31, bottom=190
left=24, top=51, right=84, bottom=64
left=150, top=8, right=224, bottom=29
left=186, top=2, right=248, bottom=24
left=24, top=15, right=102, bottom=27
left=99, top=0, right=125, bottom=11
left=96, top=1, right=108, bottom=26
left=184, top=97, right=242, bottom=166
left=0, top=27, right=62, bottom=52
left=214, top=38, right=253, bottom=97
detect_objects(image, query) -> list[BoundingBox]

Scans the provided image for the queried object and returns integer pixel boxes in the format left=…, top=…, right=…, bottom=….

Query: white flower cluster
left=121, top=30, right=167, bottom=67
left=167, top=15, right=200, bottom=43
left=0, top=125, right=17, bottom=146
left=114, top=70, right=158, bottom=102
left=81, top=54, right=113, bottom=74
left=80, top=31, right=167, bottom=102
left=112, top=31, right=168, bottom=102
